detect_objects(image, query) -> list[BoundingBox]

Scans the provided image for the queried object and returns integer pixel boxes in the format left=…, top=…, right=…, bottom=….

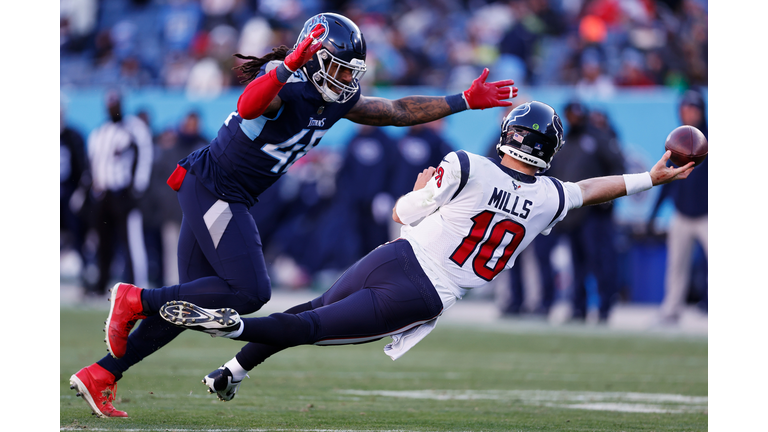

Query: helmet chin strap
left=320, top=83, right=341, bottom=102
left=312, top=71, right=341, bottom=102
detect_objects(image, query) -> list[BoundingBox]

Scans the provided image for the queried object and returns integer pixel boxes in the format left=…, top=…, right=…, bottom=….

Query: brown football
left=664, top=125, right=708, bottom=167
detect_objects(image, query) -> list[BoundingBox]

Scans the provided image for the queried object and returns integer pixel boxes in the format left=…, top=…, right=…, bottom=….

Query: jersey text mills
left=488, top=187, right=532, bottom=219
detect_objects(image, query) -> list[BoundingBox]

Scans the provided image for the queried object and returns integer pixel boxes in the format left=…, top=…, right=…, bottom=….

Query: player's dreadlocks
left=233, top=46, right=291, bottom=84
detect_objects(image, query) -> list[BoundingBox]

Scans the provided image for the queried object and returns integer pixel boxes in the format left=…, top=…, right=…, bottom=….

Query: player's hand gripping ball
left=664, top=125, right=708, bottom=167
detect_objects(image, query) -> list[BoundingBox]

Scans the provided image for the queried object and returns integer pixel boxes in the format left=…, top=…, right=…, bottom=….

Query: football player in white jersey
left=158, top=101, right=695, bottom=401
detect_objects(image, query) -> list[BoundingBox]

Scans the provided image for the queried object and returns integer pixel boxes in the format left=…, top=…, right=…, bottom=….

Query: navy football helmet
left=295, top=13, right=367, bottom=103
left=496, top=101, right=565, bottom=171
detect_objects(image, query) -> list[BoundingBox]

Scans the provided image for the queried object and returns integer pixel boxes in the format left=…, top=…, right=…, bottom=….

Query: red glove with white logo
left=283, top=24, right=324, bottom=72
left=462, top=68, right=518, bottom=110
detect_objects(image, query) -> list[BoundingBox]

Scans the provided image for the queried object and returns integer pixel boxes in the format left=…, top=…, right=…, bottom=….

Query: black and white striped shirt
left=87, top=115, right=153, bottom=195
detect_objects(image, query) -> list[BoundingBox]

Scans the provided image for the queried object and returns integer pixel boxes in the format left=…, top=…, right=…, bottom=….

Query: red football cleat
left=69, top=363, right=128, bottom=418
left=105, top=282, right=146, bottom=359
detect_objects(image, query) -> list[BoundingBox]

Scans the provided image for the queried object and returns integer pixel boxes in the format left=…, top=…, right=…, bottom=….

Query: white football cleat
left=159, top=301, right=240, bottom=337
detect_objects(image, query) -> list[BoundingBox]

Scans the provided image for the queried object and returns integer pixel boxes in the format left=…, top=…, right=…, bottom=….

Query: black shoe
left=203, top=366, right=242, bottom=401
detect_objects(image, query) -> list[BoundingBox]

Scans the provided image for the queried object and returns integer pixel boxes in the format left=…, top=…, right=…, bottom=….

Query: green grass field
left=60, top=306, right=707, bottom=431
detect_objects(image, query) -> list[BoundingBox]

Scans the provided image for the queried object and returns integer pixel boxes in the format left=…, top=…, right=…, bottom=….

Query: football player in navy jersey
left=69, top=12, right=521, bottom=418
left=157, top=101, right=696, bottom=403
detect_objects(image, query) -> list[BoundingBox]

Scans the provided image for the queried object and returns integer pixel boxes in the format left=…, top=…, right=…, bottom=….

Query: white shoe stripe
left=314, top=318, right=432, bottom=346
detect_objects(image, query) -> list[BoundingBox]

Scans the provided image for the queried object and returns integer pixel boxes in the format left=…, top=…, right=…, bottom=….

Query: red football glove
left=284, top=24, right=325, bottom=72
left=462, top=68, right=518, bottom=110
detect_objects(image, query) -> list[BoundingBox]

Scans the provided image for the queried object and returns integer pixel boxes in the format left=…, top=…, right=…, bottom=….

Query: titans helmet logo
left=299, top=14, right=330, bottom=44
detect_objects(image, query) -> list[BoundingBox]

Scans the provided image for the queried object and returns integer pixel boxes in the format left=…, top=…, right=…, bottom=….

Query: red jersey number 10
left=449, top=210, right=526, bottom=281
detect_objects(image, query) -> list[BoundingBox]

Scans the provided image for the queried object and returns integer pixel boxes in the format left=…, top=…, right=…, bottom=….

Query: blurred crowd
left=61, top=0, right=708, bottom=94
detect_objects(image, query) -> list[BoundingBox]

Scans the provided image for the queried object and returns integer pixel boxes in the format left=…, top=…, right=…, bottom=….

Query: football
left=664, top=125, right=708, bottom=167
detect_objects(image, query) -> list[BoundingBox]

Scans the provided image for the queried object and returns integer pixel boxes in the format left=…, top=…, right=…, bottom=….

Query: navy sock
left=141, top=276, right=261, bottom=314
left=235, top=312, right=316, bottom=347
left=97, top=314, right=185, bottom=379
left=233, top=301, right=316, bottom=370
left=235, top=344, right=284, bottom=371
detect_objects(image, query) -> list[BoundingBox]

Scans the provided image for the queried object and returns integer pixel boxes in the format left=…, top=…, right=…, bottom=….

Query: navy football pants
left=98, top=172, right=272, bottom=379
left=233, top=239, right=444, bottom=370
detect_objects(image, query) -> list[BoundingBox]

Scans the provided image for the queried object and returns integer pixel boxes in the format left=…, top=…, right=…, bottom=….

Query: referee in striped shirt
left=86, top=90, right=153, bottom=297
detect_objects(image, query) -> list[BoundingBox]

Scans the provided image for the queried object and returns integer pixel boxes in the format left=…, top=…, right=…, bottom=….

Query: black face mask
left=108, top=103, right=122, bottom=123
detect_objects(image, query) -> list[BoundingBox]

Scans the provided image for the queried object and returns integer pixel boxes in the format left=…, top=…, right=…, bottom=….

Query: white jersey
left=396, top=150, right=583, bottom=309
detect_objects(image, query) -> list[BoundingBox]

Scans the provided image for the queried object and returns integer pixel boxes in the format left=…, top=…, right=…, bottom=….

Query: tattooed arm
left=344, top=69, right=518, bottom=126
left=344, top=95, right=455, bottom=127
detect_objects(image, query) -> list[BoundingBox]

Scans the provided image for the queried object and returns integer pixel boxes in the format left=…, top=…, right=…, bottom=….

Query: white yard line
left=337, top=389, right=707, bottom=414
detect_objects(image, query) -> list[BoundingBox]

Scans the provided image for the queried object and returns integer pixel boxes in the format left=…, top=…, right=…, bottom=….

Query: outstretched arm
left=578, top=150, right=694, bottom=207
left=346, top=68, right=518, bottom=126
left=346, top=95, right=455, bottom=127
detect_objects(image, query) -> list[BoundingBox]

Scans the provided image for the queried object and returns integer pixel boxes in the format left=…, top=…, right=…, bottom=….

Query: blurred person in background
left=547, top=100, right=626, bottom=323
left=615, top=48, right=655, bottom=88
left=60, top=102, right=92, bottom=286
left=156, top=101, right=695, bottom=402
left=647, top=88, right=708, bottom=325
left=69, top=12, right=519, bottom=418
left=574, top=47, right=615, bottom=100
left=143, top=111, right=209, bottom=288
left=335, top=125, right=399, bottom=259
left=389, top=121, right=455, bottom=201
left=497, top=0, right=567, bottom=86
left=85, top=90, right=153, bottom=298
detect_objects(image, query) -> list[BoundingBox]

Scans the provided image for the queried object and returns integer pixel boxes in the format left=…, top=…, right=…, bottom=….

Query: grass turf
left=60, top=306, right=707, bottom=431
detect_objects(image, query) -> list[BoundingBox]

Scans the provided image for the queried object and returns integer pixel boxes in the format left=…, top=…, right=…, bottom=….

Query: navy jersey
left=181, top=61, right=361, bottom=206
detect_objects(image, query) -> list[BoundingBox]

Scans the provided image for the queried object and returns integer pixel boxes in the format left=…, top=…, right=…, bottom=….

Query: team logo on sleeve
left=435, top=166, right=445, bottom=188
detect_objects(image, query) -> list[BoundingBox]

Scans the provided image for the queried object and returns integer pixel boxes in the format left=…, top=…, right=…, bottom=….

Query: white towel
left=384, top=317, right=439, bottom=360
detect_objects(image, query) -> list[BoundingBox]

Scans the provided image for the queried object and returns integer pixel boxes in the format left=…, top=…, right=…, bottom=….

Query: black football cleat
left=203, top=366, right=243, bottom=401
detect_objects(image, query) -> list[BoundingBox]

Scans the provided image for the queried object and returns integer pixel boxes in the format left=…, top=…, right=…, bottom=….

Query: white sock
left=224, top=357, right=249, bottom=382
